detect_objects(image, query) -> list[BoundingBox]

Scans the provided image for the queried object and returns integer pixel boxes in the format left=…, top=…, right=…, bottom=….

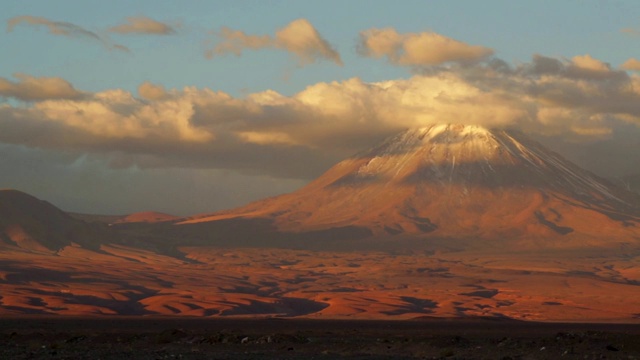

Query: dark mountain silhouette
left=0, top=189, right=112, bottom=252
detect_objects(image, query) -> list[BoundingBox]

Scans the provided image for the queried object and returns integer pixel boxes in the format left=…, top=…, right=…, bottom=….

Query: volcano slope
left=171, top=124, right=640, bottom=252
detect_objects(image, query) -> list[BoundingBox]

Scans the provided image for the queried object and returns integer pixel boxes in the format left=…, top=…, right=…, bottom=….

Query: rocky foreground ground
left=1, top=317, right=639, bottom=359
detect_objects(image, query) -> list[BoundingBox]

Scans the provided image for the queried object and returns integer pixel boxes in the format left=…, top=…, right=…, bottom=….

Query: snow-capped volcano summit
left=342, top=124, right=632, bottom=208
left=184, top=124, right=640, bottom=248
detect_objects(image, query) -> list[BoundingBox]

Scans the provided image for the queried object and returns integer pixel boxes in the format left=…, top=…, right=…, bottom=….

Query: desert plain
left=2, top=244, right=640, bottom=321
left=2, top=243, right=640, bottom=359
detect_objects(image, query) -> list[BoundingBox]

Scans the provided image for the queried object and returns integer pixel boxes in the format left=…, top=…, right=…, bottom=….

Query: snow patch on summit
left=354, top=124, right=504, bottom=180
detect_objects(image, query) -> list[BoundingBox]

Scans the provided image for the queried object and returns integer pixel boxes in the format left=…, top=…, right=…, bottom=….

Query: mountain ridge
left=0, top=189, right=112, bottom=252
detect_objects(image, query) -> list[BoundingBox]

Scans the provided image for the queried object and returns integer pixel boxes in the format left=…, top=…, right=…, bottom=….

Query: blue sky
left=1, top=1, right=640, bottom=215
left=4, top=0, right=638, bottom=96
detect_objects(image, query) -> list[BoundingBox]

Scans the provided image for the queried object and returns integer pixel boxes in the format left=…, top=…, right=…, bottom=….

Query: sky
left=2, top=0, right=640, bottom=215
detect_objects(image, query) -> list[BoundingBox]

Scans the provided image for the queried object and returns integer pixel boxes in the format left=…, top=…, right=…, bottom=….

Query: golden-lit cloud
left=0, top=73, right=84, bottom=101
left=274, top=19, right=343, bottom=66
left=6, top=15, right=129, bottom=52
left=237, top=131, right=300, bottom=146
left=622, top=58, right=640, bottom=71
left=34, top=88, right=212, bottom=143
left=570, top=54, right=610, bottom=72
left=109, top=16, right=177, bottom=35
left=138, top=81, right=169, bottom=100
left=2, top=57, right=640, bottom=178
left=357, top=28, right=493, bottom=66
left=206, top=18, right=342, bottom=66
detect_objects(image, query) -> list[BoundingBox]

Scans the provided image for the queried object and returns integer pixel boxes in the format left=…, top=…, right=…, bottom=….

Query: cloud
left=0, top=73, right=85, bottom=101
left=621, top=27, right=639, bottom=36
left=138, top=81, right=169, bottom=100
left=109, top=16, right=177, bottom=35
left=1, top=56, right=640, bottom=180
left=207, top=28, right=271, bottom=57
left=206, top=18, right=342, bottom=66
left=6, top=15, right=129, bottom=52
left=274, top=19, right=343, bottom=66
left=357, top=28, right=493, bottom=66
left=519, top=54, right=626, bottom=83
left=570, top=54, right=610, bottom=72
left=622, top=58, right=640, bottom=71
left=7, top=15, right=99, bottom=39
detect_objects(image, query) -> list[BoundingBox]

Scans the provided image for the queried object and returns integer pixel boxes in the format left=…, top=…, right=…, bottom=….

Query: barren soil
left=1, top=317, right=639, bottom=359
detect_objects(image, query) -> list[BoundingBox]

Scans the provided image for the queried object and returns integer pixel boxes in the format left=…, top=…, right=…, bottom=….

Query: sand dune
left=1, top=246, right=639, bottom=322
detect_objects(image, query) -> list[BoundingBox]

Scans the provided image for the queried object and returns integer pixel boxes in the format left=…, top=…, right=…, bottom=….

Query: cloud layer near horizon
left=207, top=19, right=343, bottom=66
left=1, top=52, right=640, bottom=178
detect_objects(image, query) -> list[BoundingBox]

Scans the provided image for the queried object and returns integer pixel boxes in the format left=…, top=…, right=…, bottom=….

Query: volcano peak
left=350, top=124, right=631, bottom=205
left=357, top=124, right=503, bottom=173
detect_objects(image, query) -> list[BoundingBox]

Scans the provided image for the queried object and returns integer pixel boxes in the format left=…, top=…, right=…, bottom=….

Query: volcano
left=180, top=124, right=640, bottom=250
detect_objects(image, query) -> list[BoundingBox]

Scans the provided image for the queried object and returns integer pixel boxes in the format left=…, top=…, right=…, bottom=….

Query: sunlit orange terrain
left=1, top=245, right=639, bottom=321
